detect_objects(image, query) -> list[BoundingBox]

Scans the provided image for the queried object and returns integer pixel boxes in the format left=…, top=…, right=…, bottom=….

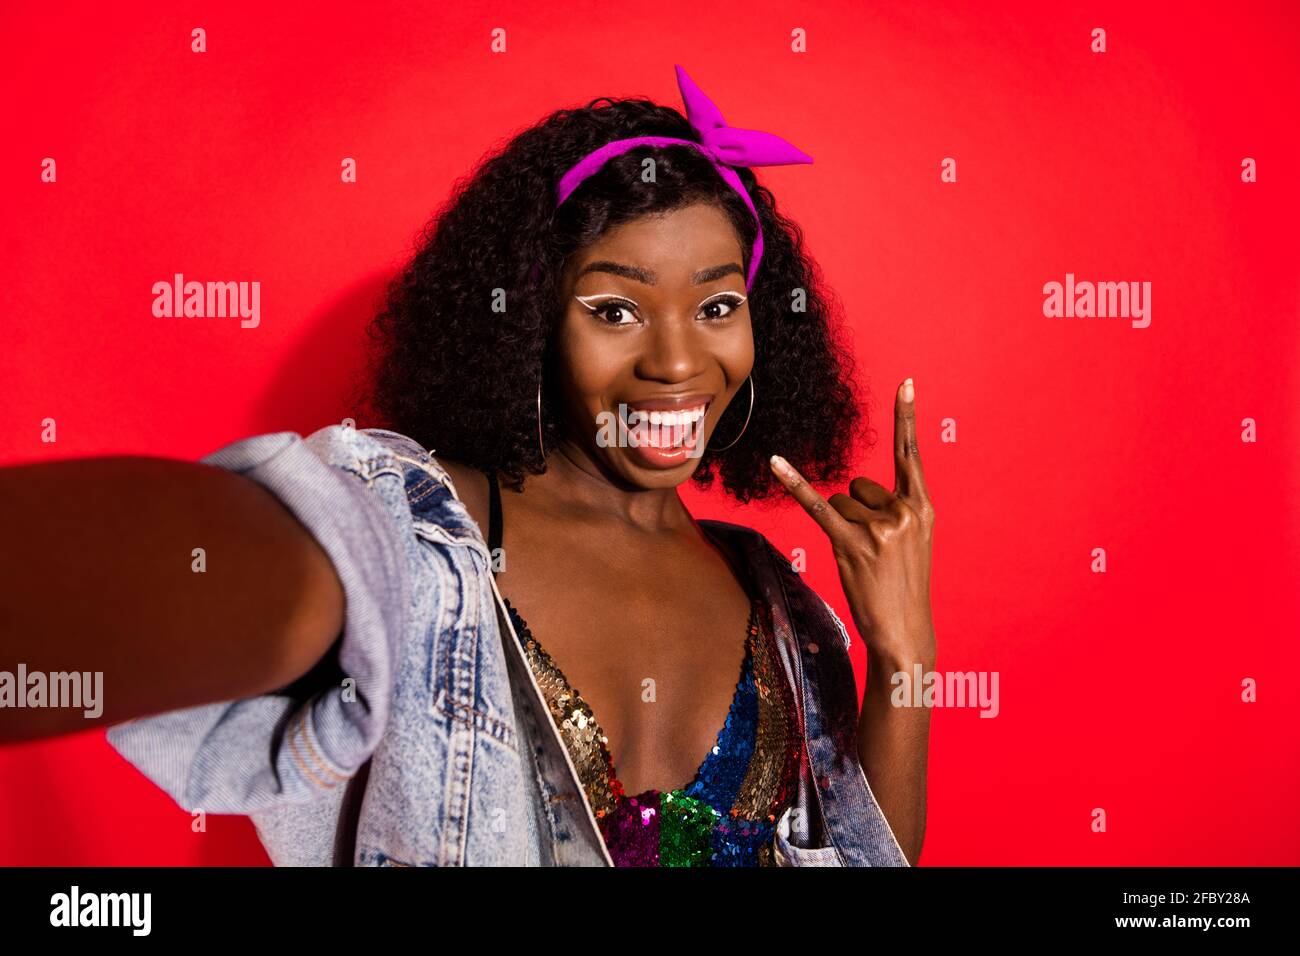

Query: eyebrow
left=574, top=260, right=742, bottom=286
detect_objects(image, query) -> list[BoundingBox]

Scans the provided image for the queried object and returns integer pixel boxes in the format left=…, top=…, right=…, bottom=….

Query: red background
left=2, top=1, right=1297, bottom=865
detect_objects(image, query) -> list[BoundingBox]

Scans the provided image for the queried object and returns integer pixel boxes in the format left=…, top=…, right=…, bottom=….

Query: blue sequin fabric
left=505, top=596, right=804, bottom=866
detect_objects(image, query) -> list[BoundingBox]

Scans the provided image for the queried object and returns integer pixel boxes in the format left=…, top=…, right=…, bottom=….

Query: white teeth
left=634, top=404, right=706, bottom=420
left=622, top=403, right=708, bottom=432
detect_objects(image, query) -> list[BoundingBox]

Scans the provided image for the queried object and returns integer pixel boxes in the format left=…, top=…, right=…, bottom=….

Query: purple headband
left=553, top=64, right=813, bottom=291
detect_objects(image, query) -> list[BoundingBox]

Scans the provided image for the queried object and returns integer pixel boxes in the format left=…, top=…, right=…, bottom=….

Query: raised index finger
left=894, top=377, right=931, bottom=504
left=769, top=454, right=852, bottom=543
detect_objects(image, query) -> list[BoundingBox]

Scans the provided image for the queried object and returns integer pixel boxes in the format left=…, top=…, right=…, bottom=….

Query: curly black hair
left=359, top=91, right=870, bottom=503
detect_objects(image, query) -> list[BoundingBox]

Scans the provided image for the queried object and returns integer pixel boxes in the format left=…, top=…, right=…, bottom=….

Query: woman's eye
left=588, top=300, right=639, bottom=325
left=698, top=296, right=744, bottom=320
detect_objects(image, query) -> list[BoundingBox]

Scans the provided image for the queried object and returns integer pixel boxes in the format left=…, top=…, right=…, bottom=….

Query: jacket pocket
left=772, top=806, right=844, bottom=867
left=409, top=532, right=517, bottom=751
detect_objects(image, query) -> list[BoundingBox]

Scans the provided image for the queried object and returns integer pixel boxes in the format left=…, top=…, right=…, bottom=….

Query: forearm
left=0, top=455, right=344, bottom=743
left=857, top=645, right=934, bottom=865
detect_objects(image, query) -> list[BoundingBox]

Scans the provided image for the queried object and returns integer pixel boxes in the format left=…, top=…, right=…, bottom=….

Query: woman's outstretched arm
left=769, top=377, right=938, bottom=865
left=0, top=455, right=344, bottom=744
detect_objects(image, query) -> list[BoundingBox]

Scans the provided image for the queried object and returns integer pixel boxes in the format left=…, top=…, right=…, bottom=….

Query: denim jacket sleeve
left=105, top=425, right=412, bottom=815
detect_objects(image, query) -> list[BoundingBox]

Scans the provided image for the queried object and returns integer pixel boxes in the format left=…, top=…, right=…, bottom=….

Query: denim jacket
left=106, top=425, right=909, bottom=867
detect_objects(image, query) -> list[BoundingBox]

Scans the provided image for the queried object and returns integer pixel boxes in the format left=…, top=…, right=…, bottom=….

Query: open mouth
left=618, top=400, right=712, bottom=452
left=619, top=401, right=710, bottom=450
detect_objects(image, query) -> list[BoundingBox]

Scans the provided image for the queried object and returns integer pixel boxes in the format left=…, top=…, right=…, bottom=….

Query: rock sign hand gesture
left=769, top=377, right=936, bottom=663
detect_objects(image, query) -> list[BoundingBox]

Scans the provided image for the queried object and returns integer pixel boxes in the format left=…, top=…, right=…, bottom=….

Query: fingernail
left=770, top=454, right=794, bottom=480
left=902, top=378, right=914, bottom=403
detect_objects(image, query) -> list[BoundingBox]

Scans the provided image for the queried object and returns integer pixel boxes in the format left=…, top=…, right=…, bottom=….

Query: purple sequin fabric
left=506, top=596, right=803, bottom=866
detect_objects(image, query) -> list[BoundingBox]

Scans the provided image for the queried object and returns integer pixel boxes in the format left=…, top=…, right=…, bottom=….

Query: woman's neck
left=523, top=437, right=697, bottom=535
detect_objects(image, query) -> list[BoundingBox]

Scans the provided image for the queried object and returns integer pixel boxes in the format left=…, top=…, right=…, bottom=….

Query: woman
left=0, top=66, right=935, bottom=867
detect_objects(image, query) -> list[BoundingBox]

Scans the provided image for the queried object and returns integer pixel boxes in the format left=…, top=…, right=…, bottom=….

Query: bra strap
left=487, top=471, right=503, bottom=561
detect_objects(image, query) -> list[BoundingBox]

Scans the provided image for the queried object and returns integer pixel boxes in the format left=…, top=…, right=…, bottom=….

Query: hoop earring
left=711, top=375, right=755, bottom=452
left=536, top=378, right=546, bottom=461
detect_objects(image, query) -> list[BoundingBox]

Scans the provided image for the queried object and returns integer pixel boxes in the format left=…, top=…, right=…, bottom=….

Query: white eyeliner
left=697, top=292, right=746, bottom=311
left=574, top=293, right=638, bottom=308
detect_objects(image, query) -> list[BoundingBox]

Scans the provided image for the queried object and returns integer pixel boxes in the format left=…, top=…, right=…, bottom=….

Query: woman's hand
left=769, top=377, right=936, bottom=664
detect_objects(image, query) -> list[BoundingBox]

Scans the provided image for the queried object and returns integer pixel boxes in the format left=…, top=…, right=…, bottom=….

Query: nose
left=634, top=312, right=709, bottom=384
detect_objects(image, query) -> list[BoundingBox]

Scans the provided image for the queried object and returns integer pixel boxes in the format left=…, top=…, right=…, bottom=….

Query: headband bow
left=554, top=65, right=813, bottom=290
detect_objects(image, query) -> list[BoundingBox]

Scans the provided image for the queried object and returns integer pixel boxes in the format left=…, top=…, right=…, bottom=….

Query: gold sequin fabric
left=505, top=596, right=803, bottom=866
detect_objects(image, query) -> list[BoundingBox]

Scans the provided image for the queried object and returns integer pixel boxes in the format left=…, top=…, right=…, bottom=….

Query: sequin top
left=504, top=596, right=804, bottom=867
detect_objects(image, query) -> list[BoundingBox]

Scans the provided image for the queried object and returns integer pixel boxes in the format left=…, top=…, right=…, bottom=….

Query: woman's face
left=554, top=201, right=755, bottom=489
